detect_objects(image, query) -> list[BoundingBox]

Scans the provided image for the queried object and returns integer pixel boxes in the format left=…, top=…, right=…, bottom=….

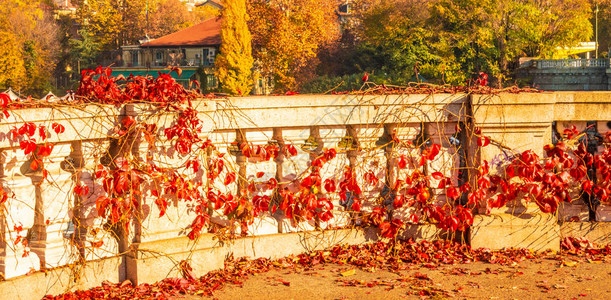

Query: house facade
left=113, top=18, right=222, bottom=91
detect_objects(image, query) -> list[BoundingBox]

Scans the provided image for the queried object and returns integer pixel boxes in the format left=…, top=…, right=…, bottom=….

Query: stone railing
left=532, top=58, right=610, bottom=69
left=520, top=59, right=611, bottom=91
left=0, top=92, right=610, bottom=299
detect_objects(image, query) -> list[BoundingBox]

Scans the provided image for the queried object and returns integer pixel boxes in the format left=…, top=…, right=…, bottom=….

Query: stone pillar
left=470, top=93, right=559, bottom=251
left=0, top=150, right=41, bottom=279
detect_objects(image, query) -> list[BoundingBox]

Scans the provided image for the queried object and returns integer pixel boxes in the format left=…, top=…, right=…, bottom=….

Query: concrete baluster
left=23, top=160, right=46, bottom=269
left=271, top=128, right=285, bottom=233
left=376, top=124, right=396, bottom=220
left=235, top=129, right=247, bottom=196
left=307, top=126, right=325, bottom=229
left=60, top=141, right=86, bottom=261
left=345, top=125, right=360, bottom=224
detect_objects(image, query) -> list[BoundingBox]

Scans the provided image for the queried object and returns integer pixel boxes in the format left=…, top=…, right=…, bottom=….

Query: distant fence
left=528, top=58, right=610, bottom=69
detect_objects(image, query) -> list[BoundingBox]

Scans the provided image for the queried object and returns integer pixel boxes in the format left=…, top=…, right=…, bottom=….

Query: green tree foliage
left=314, top=0, right=594, bottom=89
left=0, top=0, right=60, bottom=94
left=430, top=0, right=592, bottom=85
left=592, top=0, right=609, bottom=58
left=216, top=0, right=255, bottom=95
left=68, top=30, right=102, bottom=72
left=344, top=0, right=438, bottom=85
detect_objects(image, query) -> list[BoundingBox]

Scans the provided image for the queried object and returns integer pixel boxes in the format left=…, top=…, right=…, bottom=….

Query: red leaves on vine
left=379, top=218, right=404, bottom=239
left=582, top=180, right=594, bottom=194
left=18, top=122, right=36, bottom=137
left=475, top=72, right=488, bottom=86
left=324, top=148, right=337, bottom=161
left=30, top=159, right=40, bottom=171
left=94, top=164, right=108, bottom=179
left=38, top=126, right=47, bottom=140
left=51, top=122, right=65, bottom=134
left=253, top=195, right=270, bottom=216
left=367, top=207, right=386, bottom=226
left=364, top=170, right=379, bottom=185
left=265, top=178, right=278, bottom=190
left=74, top=185, right=89, bottom=197
left=285, top=144, right=298, bottom=157
left=155, top=197, right=169, bottom=217
left=187, top=213, right=209, bottom=240
left=431, top=172, right=444, bottom=180
left=477, top=135, right=490, bottom=147
left=0, top=92, right=10, bottom=108
left=20, top=139, right=36, bottom=155
left=37, top=144, right=54, bottom=157
left=324, top=179, right=336, bottom=193
left=398, top=155, right=408, bottom=169
left=420, top=144, right=441, bottom=166
left=186, top=159, right=200, bottom=174
left=301, top=173, right=321, bottom=188
left=408, top=213, right=419, bottom=224
left=351, top=199, right=362, bottom=212
left=563, top=125, right=579, bottom=139
left=224, top=172, right=237, bottom=185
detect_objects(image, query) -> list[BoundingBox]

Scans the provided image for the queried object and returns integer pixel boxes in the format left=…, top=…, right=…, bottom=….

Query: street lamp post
left=596, top=1, right=599, bottom=59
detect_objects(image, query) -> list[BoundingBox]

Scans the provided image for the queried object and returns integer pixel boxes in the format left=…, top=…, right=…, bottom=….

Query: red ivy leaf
left=224, top=172, right=237, bottom=185
left=398, top=155, right=408, bottom=169
left=477, top=136, right=490, bottom=147
left=30, top=159, right=39, bottom=171
left=52, top=122, right=65, bottom=134
left=431, top=172, right=444, bottom=180
left=324, top=179, right=336, bottom=193
left=286, top=144, right=298, bottom=157
left=0, top=93, right=10, bottom=108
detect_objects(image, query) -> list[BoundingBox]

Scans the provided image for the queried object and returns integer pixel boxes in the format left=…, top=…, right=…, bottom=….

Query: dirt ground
left=174, top=258, right=610, bottom=300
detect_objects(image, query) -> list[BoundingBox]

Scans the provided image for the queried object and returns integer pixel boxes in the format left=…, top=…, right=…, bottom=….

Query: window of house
left=207, top=74, right=217, bottom=88
left=155, top=51, right=164, bottom=66
left=209, top=48, right=216, bottom=65
left=131, top=51, right=139, bottom=66
left=203, top=49, right=210, bottom=66
left=339, top=4, right=352, bottom=13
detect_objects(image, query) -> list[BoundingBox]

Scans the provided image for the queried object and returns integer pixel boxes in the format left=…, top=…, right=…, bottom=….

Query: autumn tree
left=247, top=0, right=340, bottom=91
left=75, top=0, right=131, bottom=50
left=193, top=1, right=223, bottom=20
left=520, top=0, right=593, bottom=58
left=215, top=0, right=255, bottom=95
left=148, top=0, right=207, bottom=38
left=0, top=0, right=60, bottom=94
left=0, top=31, right=25, bottom=89
left=76, top=0, right=206, bottom=50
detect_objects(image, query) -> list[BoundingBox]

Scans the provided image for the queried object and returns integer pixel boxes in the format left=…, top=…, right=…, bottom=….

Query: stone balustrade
left=520, top=59, right=611, bottom=91
left=533, top=59, right=610, bottom=69
left=0, top=92, right=610, bottom=299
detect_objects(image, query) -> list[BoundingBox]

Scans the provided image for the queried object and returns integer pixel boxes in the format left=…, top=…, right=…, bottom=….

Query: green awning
left=111, top=69, right=197, bottom=81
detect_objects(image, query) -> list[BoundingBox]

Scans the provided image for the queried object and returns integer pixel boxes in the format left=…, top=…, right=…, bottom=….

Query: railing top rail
left=532, top=58, right=610, bottom=69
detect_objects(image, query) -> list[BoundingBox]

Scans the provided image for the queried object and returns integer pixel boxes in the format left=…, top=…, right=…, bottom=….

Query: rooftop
left=142, top=17, right=221, bottom=48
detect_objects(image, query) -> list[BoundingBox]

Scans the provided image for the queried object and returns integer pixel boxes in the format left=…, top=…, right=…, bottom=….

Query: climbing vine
left=0, top=68, right=609, bottom=273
